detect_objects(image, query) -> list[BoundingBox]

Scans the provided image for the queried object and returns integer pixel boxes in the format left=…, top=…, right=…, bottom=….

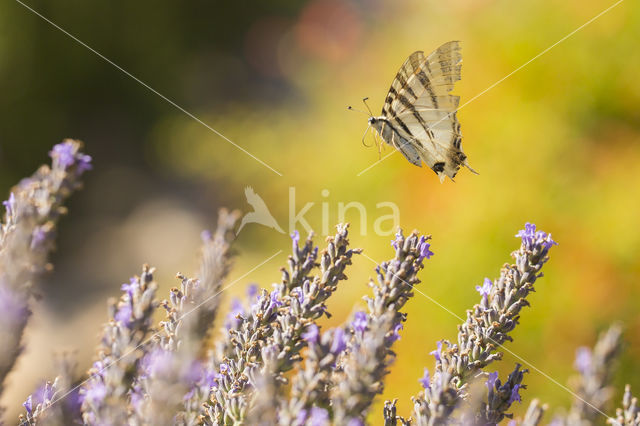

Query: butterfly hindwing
left=376, top=121, right=420, bottom=166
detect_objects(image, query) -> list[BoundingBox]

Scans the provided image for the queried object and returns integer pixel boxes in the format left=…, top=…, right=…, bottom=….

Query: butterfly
left=359, top=41, right=477, bottom=182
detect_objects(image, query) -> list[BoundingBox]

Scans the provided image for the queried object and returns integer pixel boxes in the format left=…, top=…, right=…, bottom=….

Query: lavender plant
left=3, top=143, right=639, bottom=426
left=0, top=140, right=90, bottom=401
left=132, top=209, right=240, bottom=425
left=608, top=385, right=640, bottom=425
left=330, top=231, right=432, bottom=424
left=205, top=226, right=362, bottom=424
left=410, top=223, right=557, bottom=425
left=80, top=265, right=158, bottom=425
left=561, top=324, right=623, bottom=425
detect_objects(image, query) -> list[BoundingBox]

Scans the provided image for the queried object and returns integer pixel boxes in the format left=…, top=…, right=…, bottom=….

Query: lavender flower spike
left=413, top=222, right=557, bottom=425
left=607, top=385, right=640, bottom=425
left=521, top=399, right=549, bottom=426
left=134, top=209, right=240, bottom=425
left=0, top=140, right=90, bottom=397
left=207, top=224, right=360, bottom=424
left=332, top=231, right=432, bottom=424
left=80, top=266, right=157, bottom=425
left=384, top=399, right=411, bottom=426
left=564, top=323, right=623, bottom=425
left=282, top=326, right=350, bottom=423
left=18, top=379, right=60, bottom=426
left=19, top=354, right=78, bottom=425
left=475, top=364, right=528, bottom=425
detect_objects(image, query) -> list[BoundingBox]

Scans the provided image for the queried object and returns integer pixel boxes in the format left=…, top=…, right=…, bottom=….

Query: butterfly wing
left=377, top=121, right=422, bottom=167
left=381, top=41, right=473, bottom=181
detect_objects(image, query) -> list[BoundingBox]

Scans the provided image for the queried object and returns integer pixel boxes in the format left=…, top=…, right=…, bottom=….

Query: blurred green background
left=1, top=0, right=639, bottom=423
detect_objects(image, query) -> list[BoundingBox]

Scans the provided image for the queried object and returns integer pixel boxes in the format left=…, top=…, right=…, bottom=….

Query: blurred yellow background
left=1, top=0, right=639, bottom=423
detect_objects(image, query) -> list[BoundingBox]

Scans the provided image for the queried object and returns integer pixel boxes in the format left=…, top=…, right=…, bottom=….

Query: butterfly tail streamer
left=464, top=160, right=479, bottom=175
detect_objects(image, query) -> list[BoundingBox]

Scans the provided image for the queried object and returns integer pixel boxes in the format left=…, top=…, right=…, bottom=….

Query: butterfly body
left=368, top=41, right=476, bottom=182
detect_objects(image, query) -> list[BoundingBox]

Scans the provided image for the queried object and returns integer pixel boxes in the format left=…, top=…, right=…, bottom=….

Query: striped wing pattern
left=378, top=41, right=474, bottom=181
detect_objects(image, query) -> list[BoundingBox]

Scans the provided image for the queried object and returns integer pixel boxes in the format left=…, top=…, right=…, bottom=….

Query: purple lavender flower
left=30, top=226, right=48, bottom=250
left=291, top=230, right=300, bottom=252
left=418, top=237, right=434, bottom=261
left=574, top=346, right=592, bottom=374
left=49, top=142, right=76, bottom=168
left=270, top=289, right=283, bottom=308
left=476, top=278, right=492, bottom=298
left=48, top=141, right=93, bottom=173
left=129, top=383, right=145, bottom=413
left=120, top=277, right=138, bottom=297
left=2, top=192, right=16, bottom=216
left=76, top=153, right=93, bottom=173
left=247, top=283, right=259, bottom=300
left=113, top=303, right=132, bottom=326
left=200, top=229, right=212, bottom=242
left=308, top=406, right=330, bottom=426
left=516, top=222, right=557, bottom=256
left=430, top=341, right=443, bottom=362
left=330, top=328, right=347, bottom=355
left=390, top=322, right=403, bottom=342
left=0, top=277, right=27, bottom=307
left=224, top=298, right=244, bottom=330
left=509, top=384, right=522, bottom=404
left=82, top=379, right=107, bottom=405
left=515, top=223, right=536, bottom=240
left=391, top=229, right=403, bottom=250
left=486, top=371, right=499, bottom=391
left=145, top=349, right=175, bottom=377
left=296, top=408, right=309, bottom=425
left=293, top=288, right=305, bottom=306
left=419, top=368, right=431, bottom=389
left=352, top=311, right=368, bottom=334
left=302, top=324, right=319, bottom=344
left=23, top=395, right=33, bottom=415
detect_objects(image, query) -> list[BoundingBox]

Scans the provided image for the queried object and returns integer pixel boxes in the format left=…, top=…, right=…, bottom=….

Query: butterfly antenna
left=362, top=97, right=374, bottom=116
left=347, top=105, right=370, bottom=116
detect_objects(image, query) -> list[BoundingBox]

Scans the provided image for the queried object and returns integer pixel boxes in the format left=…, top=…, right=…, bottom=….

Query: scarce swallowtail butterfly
left=357, top=41, right=477, bottom=182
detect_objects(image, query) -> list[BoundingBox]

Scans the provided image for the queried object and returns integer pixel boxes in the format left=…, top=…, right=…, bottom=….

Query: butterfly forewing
left=381, top=51, right=426, bottom=117
left=373, top=41, right=474, bottom=181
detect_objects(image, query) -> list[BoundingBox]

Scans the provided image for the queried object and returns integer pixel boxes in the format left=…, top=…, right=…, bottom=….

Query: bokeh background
left=1, top=0, right=639, bottom=423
